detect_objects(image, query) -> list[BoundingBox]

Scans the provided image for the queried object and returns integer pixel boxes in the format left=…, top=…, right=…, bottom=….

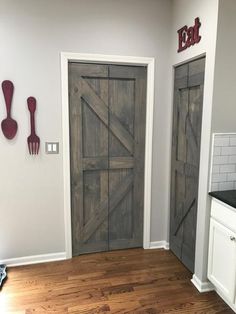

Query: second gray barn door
left=69, top=63, right=147, bottom=256
left=170, top=57, right=205, bottom=272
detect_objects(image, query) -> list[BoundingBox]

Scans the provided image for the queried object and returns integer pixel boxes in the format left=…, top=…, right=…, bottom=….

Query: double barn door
left=69, top=63, right=147, bottom=256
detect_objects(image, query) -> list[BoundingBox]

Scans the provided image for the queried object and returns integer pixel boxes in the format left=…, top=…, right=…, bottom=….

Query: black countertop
left=209, top=190, right=236, bottom=209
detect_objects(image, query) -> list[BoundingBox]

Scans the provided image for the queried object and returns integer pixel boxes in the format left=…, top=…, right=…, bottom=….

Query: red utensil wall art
left=27, top=97, right=40, bottom=155
left=1, top=80, right=18, bottom=139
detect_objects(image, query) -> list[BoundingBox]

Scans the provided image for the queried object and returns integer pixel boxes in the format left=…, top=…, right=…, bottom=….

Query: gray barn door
left=170, top=57, right=205, bottom=272
left=69, top=63, right=146, bottom=256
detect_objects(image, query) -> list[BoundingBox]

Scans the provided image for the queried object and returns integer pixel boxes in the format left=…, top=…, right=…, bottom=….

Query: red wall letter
left=178, top=25, right=188, bottom=52
left=194, top=17, right=201, bottom=43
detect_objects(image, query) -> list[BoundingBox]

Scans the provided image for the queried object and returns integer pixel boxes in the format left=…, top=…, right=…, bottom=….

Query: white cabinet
left=208, top=218, right=236, bottom=303
left=208, top=198, right=236, bottom=312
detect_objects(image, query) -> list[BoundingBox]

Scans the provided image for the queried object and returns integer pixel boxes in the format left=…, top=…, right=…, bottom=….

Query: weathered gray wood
left=108, top=65, right=146, bottom=250
left=82, top=157, right=108, bottom=171
left=82, top=157, right=134, bottom=170
left=69, top=62, right=108, bottom=78
left=108, top=78, right=134, bottom=157
left=109, top=157, right=134, bottom=169
left=69, top=63, right=109, bottom=255
left=82, top=172, right=134, bottom=244
left=69, top=66, right=84, bottom=256
left=170, top=57, right=205, bottom=273
left=188, top=58, right=205, bottom=87
left=81, top=79, right=134, bottom=154
left=69, top=63, right=146, bottom=255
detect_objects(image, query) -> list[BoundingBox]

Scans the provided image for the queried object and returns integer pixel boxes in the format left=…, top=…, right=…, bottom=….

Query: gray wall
left=171, top=0, right=219, bottom=283
left=212, top=0, right=236, bottom=132
left=0, top=0, right=172, bottom=259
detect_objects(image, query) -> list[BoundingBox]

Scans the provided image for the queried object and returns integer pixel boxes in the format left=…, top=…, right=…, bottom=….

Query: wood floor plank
left=1, top=249, right=233, bottom=313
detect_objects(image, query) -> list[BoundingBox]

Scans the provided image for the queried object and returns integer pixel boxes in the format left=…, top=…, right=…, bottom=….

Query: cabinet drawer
left=211, top=198, right=236, bottom=233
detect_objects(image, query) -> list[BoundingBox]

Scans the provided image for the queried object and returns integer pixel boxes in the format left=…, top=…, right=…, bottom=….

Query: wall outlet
left=45, top=142, right=59, bottom=154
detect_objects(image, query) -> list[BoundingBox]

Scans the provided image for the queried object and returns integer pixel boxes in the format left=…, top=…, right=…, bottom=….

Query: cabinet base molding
left=0, top=252, right=66, bottom=267
left=191, top=274, right=214, bottom=292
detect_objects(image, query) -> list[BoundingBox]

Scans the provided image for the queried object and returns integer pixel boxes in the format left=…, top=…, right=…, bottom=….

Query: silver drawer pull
left=230, top=236, right=236, bottom=241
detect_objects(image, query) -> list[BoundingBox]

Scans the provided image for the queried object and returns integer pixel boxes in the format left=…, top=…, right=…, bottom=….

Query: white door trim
left=60, top=52, right=155, bottom=258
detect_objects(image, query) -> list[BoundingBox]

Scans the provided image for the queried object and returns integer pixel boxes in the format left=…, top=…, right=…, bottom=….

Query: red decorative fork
left=27, top=97, right=40, bottom=155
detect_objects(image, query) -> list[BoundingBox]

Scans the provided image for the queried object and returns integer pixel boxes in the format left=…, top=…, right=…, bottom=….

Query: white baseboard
left=149, top=241, right=169, bottom=250
left=0, top=252, right=67, bottom=267
left=2, top=243, right=169, bottom=267
left=191, top=274, right=215, bottom=293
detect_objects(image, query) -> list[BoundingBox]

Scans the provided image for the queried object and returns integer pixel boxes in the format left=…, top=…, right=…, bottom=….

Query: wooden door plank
left=170, top=58, right=205, bottom=272
left=82, top=157, right=108, bottom=171
left=81, top=79, right=134, bottom=154
left=188, top=57, right=206, bottom=87
left=109, top=157, right=134, bottom=169
left=82, top=173, right=134, bottom=244
left=174, top=63, right=188, bottom=89
left=170, top=75, right=188, bottom=261
left=108, top=65, right=146, bottom=250
left=173, top=195, right=196, bottom=235
left=82, top=157, right=135, bottom=170
left=69, top=65, right=85, bottom=255
left=69, top=63, right=109, bottom=256
left=109, top=114, right=134, bottom=154
left=69, top=62, right=108, bottom=78
left=109, top=64, right=147, bottom=79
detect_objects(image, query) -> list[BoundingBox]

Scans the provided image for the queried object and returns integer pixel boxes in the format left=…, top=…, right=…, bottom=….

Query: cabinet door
left=208, top=218, right=236, bottom=303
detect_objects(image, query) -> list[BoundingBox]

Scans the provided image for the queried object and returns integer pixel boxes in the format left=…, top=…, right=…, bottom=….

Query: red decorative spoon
left=1, top=80, right=18, bottom=139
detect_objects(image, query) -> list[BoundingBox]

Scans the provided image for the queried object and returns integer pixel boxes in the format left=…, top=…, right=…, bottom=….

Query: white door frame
left=61, top=52, right=155, bottom=258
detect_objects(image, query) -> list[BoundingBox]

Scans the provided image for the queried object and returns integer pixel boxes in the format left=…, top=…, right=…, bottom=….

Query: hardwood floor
left=1, top=249, right=233, bottom=313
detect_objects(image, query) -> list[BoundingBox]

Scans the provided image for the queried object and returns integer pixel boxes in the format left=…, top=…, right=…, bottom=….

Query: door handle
left=230, top=236, right=236, bottom=241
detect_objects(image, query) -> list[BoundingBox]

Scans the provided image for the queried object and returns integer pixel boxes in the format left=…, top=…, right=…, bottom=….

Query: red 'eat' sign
left=177, top=17, right=201, bottom=53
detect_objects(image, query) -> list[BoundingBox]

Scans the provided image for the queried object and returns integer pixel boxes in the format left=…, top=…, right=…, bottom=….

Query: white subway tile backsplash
left=212, top=165, right=220, bottom=173
left=210, top=133, right=236, bottom=192
left=211, top=183, right=219, bottom=191
left=221, top=146, right=236, bottom=156
left=230, top=137, right=236, bottom=146
left=213, top=155, right=228, bottom=165
left=214, top=136, right=230, bottom=147
left=213, top=147, right=221, bottom=156
left=212, top=173, right=227, bottom=183
left=228, top=173, right=236, bottom=181
left=228, top=155, right=236, bottom=163
left=219, top=181, right=234, bottom=191
left=219, top=164, right=235, bottom=173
